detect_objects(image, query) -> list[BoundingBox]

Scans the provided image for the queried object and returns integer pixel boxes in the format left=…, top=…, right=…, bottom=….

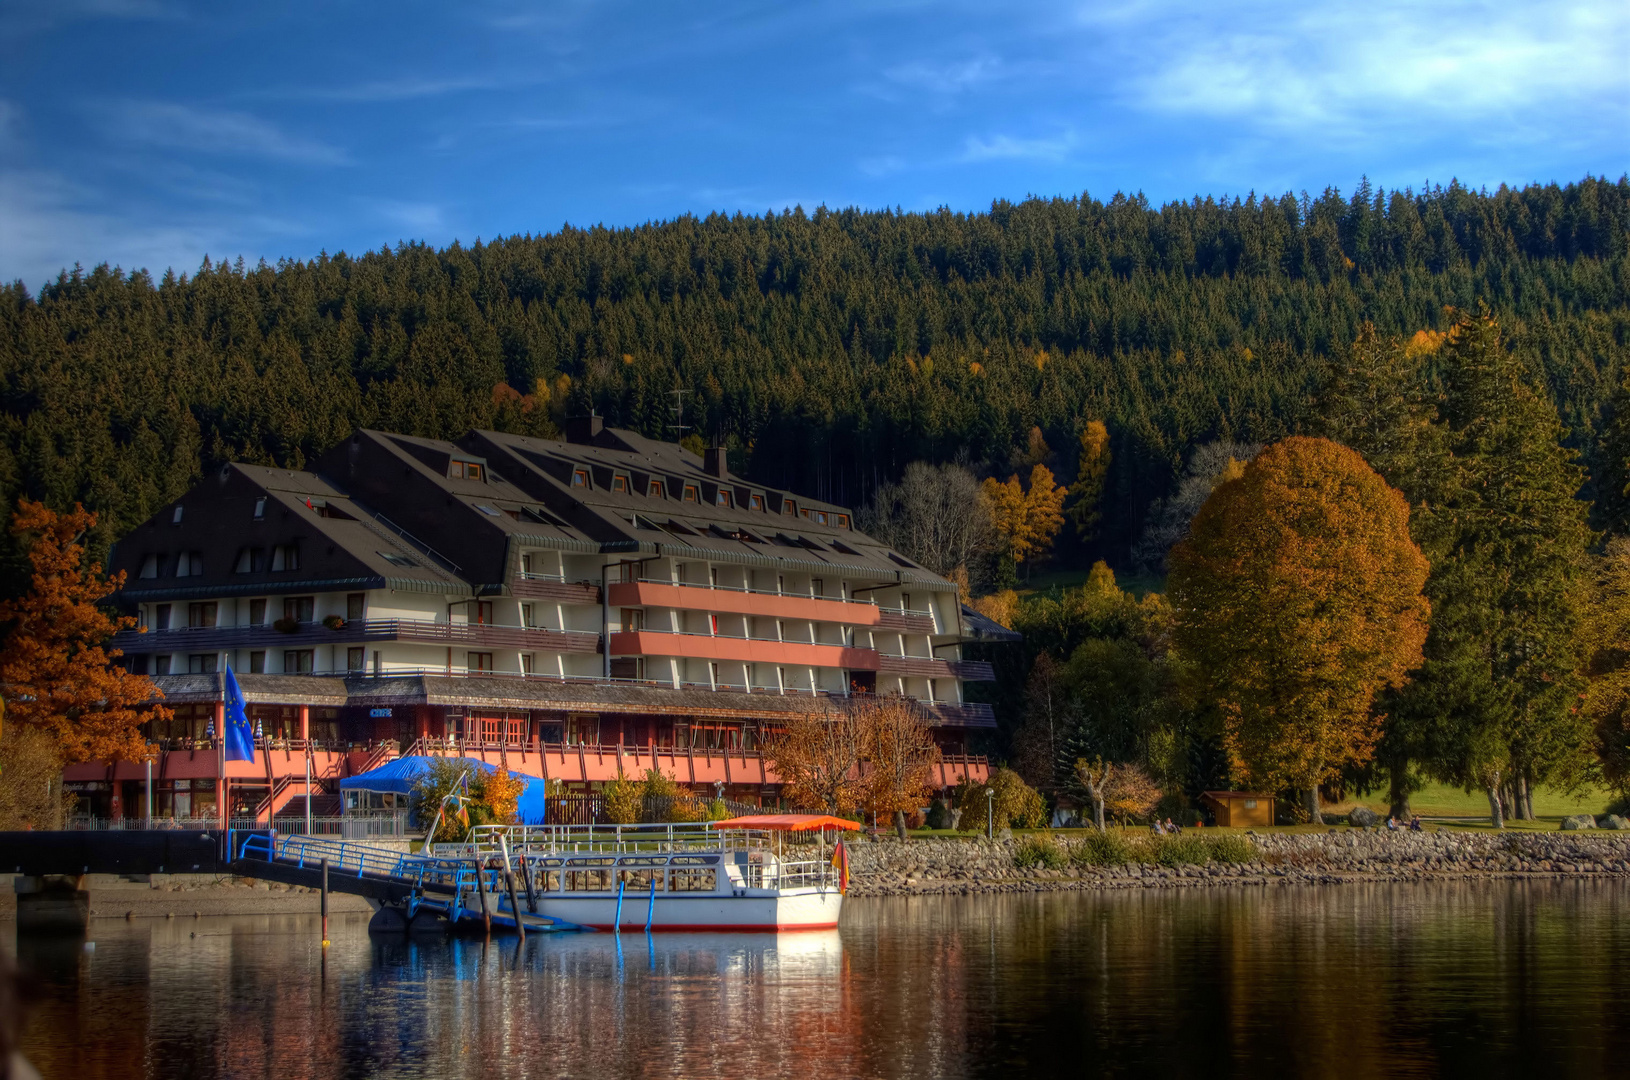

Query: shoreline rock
left=842, top=832, right=1630, bottom=898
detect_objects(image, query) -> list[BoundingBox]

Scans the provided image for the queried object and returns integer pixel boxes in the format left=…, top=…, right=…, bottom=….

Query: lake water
left=9, top=881, right=1630, bottom=1078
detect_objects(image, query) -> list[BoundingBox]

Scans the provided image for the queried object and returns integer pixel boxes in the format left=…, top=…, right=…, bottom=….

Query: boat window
left=618, top=868, right=666, bottom=891
left=668, top=867, right=717, bottom=892
left=566, top=868, right=614, bottom=892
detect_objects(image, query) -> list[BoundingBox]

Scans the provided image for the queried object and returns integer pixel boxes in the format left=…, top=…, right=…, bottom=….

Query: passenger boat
left=428, top=814, right=859, bottom=932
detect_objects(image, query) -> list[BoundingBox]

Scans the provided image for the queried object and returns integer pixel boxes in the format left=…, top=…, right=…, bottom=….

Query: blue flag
left=223, top=666, right=255, bottom=763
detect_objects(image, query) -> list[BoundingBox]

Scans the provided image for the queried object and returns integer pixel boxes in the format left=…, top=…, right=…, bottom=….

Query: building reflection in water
left=11, top=880, right=1630, bottom=1078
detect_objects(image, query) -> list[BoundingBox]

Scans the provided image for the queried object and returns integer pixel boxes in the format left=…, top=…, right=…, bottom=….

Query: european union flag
left=223, top=666, right=255, bottom=763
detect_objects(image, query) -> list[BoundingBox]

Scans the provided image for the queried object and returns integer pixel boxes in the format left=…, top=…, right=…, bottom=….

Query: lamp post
left=985, top=787, right=994, bottom=840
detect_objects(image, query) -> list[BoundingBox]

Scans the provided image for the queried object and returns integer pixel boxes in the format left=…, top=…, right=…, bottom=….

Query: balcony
left=608, top=629, right=879, bottom=671
left=512, top=573, right=601, bottom=605
left=875, top=608, right=937, bottom=634
left=607, top=580, right=885, bottom=627
left=114, top=619, right=602, bottom=656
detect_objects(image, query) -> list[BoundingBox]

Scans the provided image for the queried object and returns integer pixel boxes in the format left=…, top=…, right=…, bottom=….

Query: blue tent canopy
left=340, top=755, right=549, bottom=825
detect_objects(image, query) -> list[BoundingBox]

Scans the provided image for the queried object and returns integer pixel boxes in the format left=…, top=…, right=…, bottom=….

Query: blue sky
left=2, top=1, right=1625, bottom=292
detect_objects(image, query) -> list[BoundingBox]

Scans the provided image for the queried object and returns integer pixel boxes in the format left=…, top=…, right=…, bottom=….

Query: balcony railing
left=115, top=618, right=602, bottom=654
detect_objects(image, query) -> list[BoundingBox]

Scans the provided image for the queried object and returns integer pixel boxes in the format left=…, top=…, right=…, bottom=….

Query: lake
left=9, top=880, right=1630, bottom=1078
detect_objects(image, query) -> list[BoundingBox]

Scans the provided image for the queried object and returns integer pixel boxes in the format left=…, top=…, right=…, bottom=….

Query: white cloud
left=98, top=101, right=349, bottom=165
left=884, top=56, right=1004, bottom=95
left=367, top=199, right=447, bottom=233
left=960, top=131, right=1075, bottom=162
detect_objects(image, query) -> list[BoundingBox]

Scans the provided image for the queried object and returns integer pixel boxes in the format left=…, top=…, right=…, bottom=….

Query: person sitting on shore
left=1150, top=819, right=1165, bottom=835
left=1386, top=816, right=1401, bottom=830
left=1166, top=817, right=1182, bottom=834
left=1409, top=815, right=1423, bottom=832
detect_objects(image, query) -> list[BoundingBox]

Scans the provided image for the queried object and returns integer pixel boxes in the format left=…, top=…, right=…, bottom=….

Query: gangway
left=232, top=832, right=584, bottom=934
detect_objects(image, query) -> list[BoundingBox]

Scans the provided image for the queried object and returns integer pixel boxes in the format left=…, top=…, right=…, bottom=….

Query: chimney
left=565, top=414, right=603, bottom=444
left=703, top=446, right=729, bottom=479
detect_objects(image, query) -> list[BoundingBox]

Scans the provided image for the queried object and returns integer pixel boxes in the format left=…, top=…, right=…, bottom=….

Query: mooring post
left=614, top=877, right=625, bottom=933
left=645, top=877, right=656, bottom=932
left=475, top=862, right=492, bottom=935
left=320, top=858, right=330, bottom=948
left=498, top=837, right=525, bottom=940
left=521, top=856, right=538, bottom=914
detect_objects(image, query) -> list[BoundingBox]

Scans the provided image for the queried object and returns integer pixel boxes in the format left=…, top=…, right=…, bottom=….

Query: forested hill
left=2, top=176, right=1627, bottom=582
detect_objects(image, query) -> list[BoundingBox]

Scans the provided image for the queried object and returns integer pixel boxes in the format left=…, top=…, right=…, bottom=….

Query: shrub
left=1072, top=829, right=1134, bottom=866
left=956, top=768, right=1048, bottom=831
left=272, top=616, right=299, bottom=633
left=1155, top=834, right=1210, bottom=866
left=322, top=614, right=346, bottom=631
left=1207, top=834, right=1256, bottom=863
left=1013, top=833, right=1066, bottom=869
left=926, top=799, right=954, bottom=830
left=704, top=798, right=732, bottom=821
left=602, top=776, right=642, bottom=824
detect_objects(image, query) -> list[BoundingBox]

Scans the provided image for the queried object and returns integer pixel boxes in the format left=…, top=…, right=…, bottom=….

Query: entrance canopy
left=340, top=755, right=549, bottom=824
left=710, top=814, right=861, bottom=832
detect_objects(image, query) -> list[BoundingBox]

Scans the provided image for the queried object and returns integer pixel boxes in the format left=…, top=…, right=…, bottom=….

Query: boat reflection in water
left=13, top=880, right=1630, bottom=1079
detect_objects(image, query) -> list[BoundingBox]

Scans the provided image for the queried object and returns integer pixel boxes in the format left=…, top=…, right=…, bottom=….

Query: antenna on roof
left=668, top=387, right=690, bottom=443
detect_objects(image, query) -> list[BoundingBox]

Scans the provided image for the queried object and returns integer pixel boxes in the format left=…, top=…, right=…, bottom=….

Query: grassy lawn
left=1323, top=780, right=1614, bottom=820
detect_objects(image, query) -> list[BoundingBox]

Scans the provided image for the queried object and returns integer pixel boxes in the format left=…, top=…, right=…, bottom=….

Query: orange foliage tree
left=0, top=500, right=165, bottom=764
left=1067, top=420, right=1112, bottom=540
left=982, top=464, right=1067, bottom=567
left=1167, top=437, right=1430, bottom=824
left=764, top=708, right=866, bottom=815
left=857, top=697, right=942, bottom=837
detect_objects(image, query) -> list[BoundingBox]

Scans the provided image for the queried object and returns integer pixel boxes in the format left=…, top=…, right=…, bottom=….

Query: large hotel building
left=66, top=420, right=1008, bottom=823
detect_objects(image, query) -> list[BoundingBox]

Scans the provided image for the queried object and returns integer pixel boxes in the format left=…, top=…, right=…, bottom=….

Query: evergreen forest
left=3, top=176, right=1627, bottom=588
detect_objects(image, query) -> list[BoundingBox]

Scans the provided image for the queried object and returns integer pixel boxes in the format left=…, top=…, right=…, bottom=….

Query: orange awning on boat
left=708, top=814, right=861, bottom=832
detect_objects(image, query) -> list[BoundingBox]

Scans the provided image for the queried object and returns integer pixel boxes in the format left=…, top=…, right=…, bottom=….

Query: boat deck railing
left=428, top=822, right=796, bottom=860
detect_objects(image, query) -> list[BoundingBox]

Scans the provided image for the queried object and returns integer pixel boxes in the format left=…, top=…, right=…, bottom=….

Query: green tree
left=1403, top=311, right=1595, bottom=826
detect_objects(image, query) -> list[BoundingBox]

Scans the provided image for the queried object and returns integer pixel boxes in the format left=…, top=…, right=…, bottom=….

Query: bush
left=322, top=614, right=346, bottom=631
left=1072, top=829, right=1134, bottom=866
left=1206, top=834, right=1256, bottom=863
left=602, top=776, right=641, bottom=824
left=1155, top=834, right=1210, bottom=866
left=926, top=799, right=954, bottom=830
left=956, top=768, right=1048, bottom=832
left=704, top=798, right=732, bottom=821
left=1013, top=833, right=1066, bottom=869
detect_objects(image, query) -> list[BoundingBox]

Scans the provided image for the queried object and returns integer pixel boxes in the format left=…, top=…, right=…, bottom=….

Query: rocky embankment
left=844, top=831, right=1630, bottom=897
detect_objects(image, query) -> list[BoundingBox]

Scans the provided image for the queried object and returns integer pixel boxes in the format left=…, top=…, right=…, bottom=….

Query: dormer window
left=836, top=514, right=850, bottom=529
left=683, top=485, right=699, bottom=502
left=253, top=498, right=266, bottom=520
left=750, top=493, right=764, bottom=511
left=450, top=460, right=484, bottom=481
left=572, top=470, right=589, bottom=488
left=139, top=554, right=161, bottom=579
left=648, top=480, right=665, bottom=498
left=611, top=476, right=628, bottom=493
left=716, top=490, right=732, bottom=508
left=783, top=500, right=797, bottom=516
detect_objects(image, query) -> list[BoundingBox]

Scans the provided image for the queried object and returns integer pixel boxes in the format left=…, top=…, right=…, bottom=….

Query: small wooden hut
left=1200, top=791, right=1275, bottom=828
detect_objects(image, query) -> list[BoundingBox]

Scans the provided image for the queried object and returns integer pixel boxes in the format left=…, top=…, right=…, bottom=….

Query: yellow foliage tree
left=1068, top=420, right=1112, bottom=540
left=764, top=708, right=866, bottom=814
left=857, top=698, right=942, bottom=838
left=1167, top=437, right=1430, bottom=824
left=982, top=464, right=1066, bottom=566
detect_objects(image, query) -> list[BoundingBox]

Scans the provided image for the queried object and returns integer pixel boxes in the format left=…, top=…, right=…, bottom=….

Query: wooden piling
left=320, top=858, right=330, bottom=948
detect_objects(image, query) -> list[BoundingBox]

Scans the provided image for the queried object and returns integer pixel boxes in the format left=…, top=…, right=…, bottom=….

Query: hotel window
left=611, top=475, right=628, bottom=493
left=683, top=485, right=699, bottom=502
left=347, top=647, right=365, bottom=671
left=154, top=655, right=172, bottom=676
left=270, top=544, right=300, bottom=572
left=175, top=551, right=204, bottom=577
left=472, top=601, right=493, bottom=625
left=621, top=608, right=645, bottom=631
left=572, top=469, right=589, bottom=487
left=188, top=654, right=218, bottom=675
left=450, top=460, right=484, bottom=481
left=347, top=593, right=365, bottom=622
left=284, top=650, right=314, bottom=673
left=750, top=493, right=764, bottom=510
left=813, top=511, right=828, bottom=524
left=716, top=490, right=732, bottom=507
left=235, top=547, right=266, bottom=573
left=783, top=500, right=796, bottom=515
left=812, top=578, right=824, bottom=597
left=467, top=652, right=493, bottom=672
left=648, top=480, right=665, bottom=498
left=522, top=603, right=536, bottom=628
left=249, top=598, right=267, bottom=625
left=284, top=596, right=315, bottom=624
left=836, top=514, right=850, bottom=529
left=253, top=497, right=266, bottom=520
left=249, top=650, right=266, bottom=674
left=521, top=653, right=534, bottom=675
left=155, top=604, right=172, bottom=630
left=187, top=602, right=218, bottom=628
left=139, top=554, right=161, bottom=579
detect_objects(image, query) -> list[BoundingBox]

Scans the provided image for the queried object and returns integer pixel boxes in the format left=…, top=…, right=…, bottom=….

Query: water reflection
left=11, top=881, right=1630, bottom=1078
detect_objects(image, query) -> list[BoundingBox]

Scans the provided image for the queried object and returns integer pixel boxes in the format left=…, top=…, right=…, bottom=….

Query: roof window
left=611, top=475, right=628, bottom=493
left=683, top=485, right=699, bottom=502
left=750, top=493, right=764, bottom=511
left=379, top=552, right=419, bottom=568
left=716, top=490, right=732, bottom=508
left=172, top=506, right=184, bottom=524
left=648, top=480, right=665, bottom=498
left=475, top=504, right=501, bottom=517
left=572, top=469, right=589, bottom=487
left=450, top=460, right=484, bottom=481
left=253, top=498, right=266, bottom=520
left=835, top=514, right=850, bottom=529
left=783, top=500, right=797, bottom=516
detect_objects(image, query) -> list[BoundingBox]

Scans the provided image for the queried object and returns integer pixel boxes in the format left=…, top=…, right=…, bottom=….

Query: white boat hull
left=521, top=888, right=843, bottom=932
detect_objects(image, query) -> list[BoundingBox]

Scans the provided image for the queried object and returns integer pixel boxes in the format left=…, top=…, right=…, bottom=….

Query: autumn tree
left=860, top=461, right=994, bottom=578
left=1072, top=757, right=1161, bottom=829
left=1168, top=437, right=1430, bottom=824
left=857, top=697, right=942, bottom=838
left=1067, top=420, right=1111, bottom=541
left=1583, top=536, right=1630, bottom=796
left=764, top=708, right=866, bottom=815
left=0, top=500, right=165, bottom=766
left=982, top=464, right=1066, bottom=579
